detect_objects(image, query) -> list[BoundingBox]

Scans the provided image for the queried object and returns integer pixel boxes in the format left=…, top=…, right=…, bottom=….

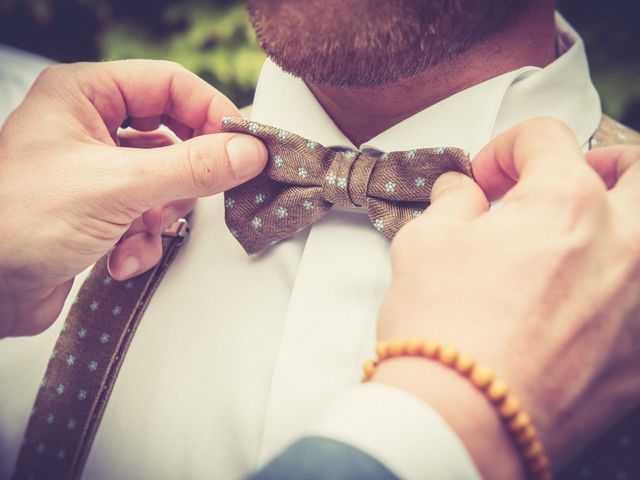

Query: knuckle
left=560, top=172, right=604, bottom=206
left=184, top=141, right=227, bottom=193
left=157, top=59, right=186, bottom=73
left=619, top=147, right=640, bottom=175
left=34, top=64, right=67, bottom=87
left=532, top=171, right=605, bottom=213
left=617, top=211, right=640, bottom=260
left=522, top=116, right=573, bottom=137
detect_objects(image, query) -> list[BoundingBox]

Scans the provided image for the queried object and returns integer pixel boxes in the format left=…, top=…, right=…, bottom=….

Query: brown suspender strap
left=12, top=219, right=189, bottom=480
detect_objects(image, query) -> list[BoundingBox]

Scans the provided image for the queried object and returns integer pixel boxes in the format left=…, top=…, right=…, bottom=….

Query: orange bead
left=406, top=338, right=422, bottom=355
left=523, top=440, right=543, bottom=460
left=529, top=454, right=550, bottom=473
left=376, top=341, right=389, bottom=360
left=371, top=337, right=552, bottom=480
left=487, top=379, right=509, bottom=403
left=516, top=425, right=537, bottom=446
left=498, top=394, right=521, bottom=419
left=455, top=354, right=475, bottom=374
left=420, top=340, right=440, bottom=358
left=508, top=411, right=531, bottom=433
left=388, top=339, right=406, bottom=357
left=363, top=360, right=377, bottom=380
left=535, top=472, right=553, bottom=480
left=470, top=364, right=494, bottom=389
left=438, top=345, right=459, bottom=366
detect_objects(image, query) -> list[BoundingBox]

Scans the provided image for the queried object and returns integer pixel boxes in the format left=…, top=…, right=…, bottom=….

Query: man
left=1, top=1, right=639, bottom=479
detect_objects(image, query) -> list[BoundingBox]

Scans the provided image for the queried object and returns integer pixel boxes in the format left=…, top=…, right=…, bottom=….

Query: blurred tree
left=99, top=1, right=264, bottom=107
left=0, top=0, right=264, bottom=106
left=0, top=0, right=638, bottom=127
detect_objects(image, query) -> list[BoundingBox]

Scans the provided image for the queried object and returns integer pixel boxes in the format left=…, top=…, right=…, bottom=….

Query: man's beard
left=246, top=0, right=532, bottom=87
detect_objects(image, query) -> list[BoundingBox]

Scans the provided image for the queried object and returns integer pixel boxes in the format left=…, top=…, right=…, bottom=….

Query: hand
left=374, top=118, right=640, bottom=479
left=0, top=60, right=267, bottom=337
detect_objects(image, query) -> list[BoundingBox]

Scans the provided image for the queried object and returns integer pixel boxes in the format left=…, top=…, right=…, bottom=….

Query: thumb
left=422, top=172, right=489, bottom=221
left=122, top=133, right=267, bottom=207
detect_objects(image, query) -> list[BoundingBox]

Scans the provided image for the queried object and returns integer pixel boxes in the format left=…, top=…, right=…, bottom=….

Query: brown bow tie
left=221, top=116, right=472, bottom=254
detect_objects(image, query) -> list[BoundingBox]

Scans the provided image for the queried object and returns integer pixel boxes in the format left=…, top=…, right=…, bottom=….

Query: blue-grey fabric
left=248, top=437, right=400, bottom=480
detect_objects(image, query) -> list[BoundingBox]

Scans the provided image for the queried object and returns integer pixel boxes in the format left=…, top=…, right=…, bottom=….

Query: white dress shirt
left=0, top=45, right=50, bottom=124
left=0, top=13, right=600, bottom=480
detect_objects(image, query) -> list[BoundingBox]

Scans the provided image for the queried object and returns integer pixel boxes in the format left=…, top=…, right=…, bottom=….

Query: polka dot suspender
left=12, top=219, right=189, bottom=480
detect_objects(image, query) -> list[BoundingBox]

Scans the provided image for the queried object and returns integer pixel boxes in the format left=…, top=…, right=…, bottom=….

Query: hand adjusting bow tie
left=221, top=116, right=472, bottom=255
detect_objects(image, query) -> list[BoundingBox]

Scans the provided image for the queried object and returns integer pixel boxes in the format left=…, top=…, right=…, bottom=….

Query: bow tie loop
left=367, top=148, right=473, bottom=203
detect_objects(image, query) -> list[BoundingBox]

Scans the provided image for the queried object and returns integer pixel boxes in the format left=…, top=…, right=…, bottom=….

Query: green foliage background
left=1, top=0, right=638, bottom=127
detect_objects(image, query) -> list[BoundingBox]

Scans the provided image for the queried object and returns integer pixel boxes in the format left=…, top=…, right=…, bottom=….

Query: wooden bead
left=535, top=472, right=553, bottom=480
left=438, top=345, right=459, bottom=366
left=516, top=425, right=537, bottom=446
left=523, top=440, right=543, bottom=460
left=375, top=341, right=389, bottom=360
left=487, top=379, right=509, bottom=403
left=363, top=338, right=553, bottom=480
left=363, top=360, right=376, bottom=380
left=529, top=455, right=550, bottom=473
left=406, top=338, right=422, bottom=355
left=420, top=340, right=440, bottom=358
left=388, top=339, right=406, bottom=357
left=498, top=394, right=521, bottom=419
left=454, top=354, right=475, bottom=374
left=470, top=364, right=494, bottom=389
left=508, top=411, right=531, bottom=433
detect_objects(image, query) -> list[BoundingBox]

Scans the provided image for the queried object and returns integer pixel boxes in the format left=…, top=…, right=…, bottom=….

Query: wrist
left=373, top=357, right=526, bottom=480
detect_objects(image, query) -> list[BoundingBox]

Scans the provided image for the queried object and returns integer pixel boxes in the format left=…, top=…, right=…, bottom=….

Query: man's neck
left=307, top=2, right=557, bottom=147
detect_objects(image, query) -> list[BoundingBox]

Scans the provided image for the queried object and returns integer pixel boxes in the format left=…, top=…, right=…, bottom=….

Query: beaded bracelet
left=362, top=339, right=553, bottom=480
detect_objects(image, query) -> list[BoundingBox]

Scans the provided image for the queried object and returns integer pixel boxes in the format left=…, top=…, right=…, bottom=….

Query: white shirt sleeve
left=304, top=383, right=482, bottom=480
left=0, top=45, right=52, bottom=125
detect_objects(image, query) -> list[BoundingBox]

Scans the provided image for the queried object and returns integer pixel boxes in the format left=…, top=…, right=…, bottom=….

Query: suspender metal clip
left=161, top=217, right=190, bottom=244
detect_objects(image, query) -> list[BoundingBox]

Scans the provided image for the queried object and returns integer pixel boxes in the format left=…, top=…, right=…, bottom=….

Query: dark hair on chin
left=247, top=0, right=533, bottom=87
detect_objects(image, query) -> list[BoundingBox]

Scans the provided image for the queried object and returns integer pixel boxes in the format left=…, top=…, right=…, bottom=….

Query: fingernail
left=226, top=135, right=266, bottom=179
left=431, top=172, right=463, bottom=199
left=120, top=256, right=140, bottom=278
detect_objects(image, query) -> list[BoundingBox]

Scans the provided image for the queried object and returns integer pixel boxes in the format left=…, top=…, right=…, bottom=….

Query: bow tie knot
left=323, top=150, right=377, bottom=207
left=221, top=117, right=472, bottom=255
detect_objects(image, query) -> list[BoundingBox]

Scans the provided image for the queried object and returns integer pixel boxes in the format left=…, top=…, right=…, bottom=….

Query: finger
left=127, top=116, right=194, bottom=140
left=117, top=130, right=177, bottom=149
left=122, top=199, right=196, bottom=239
left=112, top=198, right=195, bottom=280
left=107, top=232, right=162, bottom=281
left=585, top=145, right=640, bottom=192
left=156, top=198, right=196, bottom=229
left=472, top=117, right=598, bottom=201
left=79, top=60, right=241, bottom=136
left=121, top=215, right=150, bottom=240
left=118, top=132, right=267, bottom=207
left=422, top=172, right=489, bottom=221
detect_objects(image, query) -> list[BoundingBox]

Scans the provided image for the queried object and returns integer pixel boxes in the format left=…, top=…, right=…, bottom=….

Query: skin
left=247, top=0, right=556, bottom=145
left=376, top=122, right=640, bottom=478
left=0, top=60, right=267, bottom=336
left=308, top=0, right=557, bottom=144
left=1, top=3, right=640, bottom=479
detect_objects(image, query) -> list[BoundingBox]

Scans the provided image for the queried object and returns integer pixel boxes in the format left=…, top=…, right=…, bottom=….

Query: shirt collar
left=250, top=12, right=601, bottom=157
